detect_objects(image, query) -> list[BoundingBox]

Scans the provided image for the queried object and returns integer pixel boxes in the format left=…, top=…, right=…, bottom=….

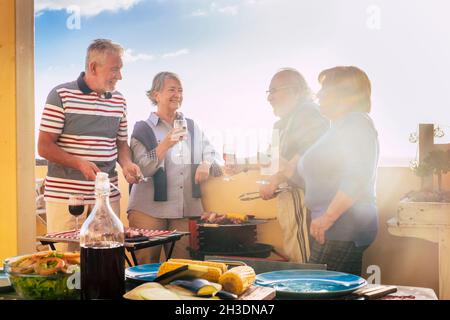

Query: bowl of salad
left=3, top=251, right=80, bottom=300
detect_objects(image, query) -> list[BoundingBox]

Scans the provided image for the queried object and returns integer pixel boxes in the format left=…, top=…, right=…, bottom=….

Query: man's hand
left=195, top=161, right=211, bottom=184
left=122, top=163, right=143, bottom=184
left=259, top=180, right=279, bottom=200
left=77, top=159, right=101, bottom=181
left=310, top=214, right=336, bottom=245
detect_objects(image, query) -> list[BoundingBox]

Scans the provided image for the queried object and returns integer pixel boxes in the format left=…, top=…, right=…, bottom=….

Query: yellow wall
left=0, top=0, right=18, bottom=263
left=201, top=170, right=283, bottom=255
left=35, top=166, right=284, bottom=253
left=35, top=165, right=439, bottom=293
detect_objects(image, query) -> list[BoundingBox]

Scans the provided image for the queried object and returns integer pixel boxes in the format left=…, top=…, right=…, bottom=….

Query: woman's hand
left=163, top=128, right=184, bottom=149
left=156, top=128, right=183, bottom=160
left=310, top=214, right=336, bottom=245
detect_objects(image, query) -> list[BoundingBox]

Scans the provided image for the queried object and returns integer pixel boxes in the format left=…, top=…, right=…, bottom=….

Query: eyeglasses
left=265, top=86, right=297, bottom=95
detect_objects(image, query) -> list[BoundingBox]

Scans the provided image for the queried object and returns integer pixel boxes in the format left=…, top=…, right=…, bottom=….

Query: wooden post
left=418, top=123, right=450, bottom=191
left=439, top=227, right=450, bottom=299
left=0, top=0, right=35, bottom=263
left=418, top=124, right=434, bottom=190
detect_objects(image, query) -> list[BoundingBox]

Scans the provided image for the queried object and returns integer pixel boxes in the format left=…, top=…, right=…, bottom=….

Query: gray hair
left=273, top=67, right=313, bottom=101
left=146, top=72, right=182, bottom=105
left=85, top=39, right=124, bottom=71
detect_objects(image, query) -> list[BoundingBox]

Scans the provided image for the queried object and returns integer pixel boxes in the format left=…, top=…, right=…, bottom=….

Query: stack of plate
left=255, top=270, right=367, bottom=299
left=0, top=268, right=13, bottom=294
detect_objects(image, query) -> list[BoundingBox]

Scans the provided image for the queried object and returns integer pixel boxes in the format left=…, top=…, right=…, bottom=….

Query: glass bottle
left=79, top=172, right=125, bottom=300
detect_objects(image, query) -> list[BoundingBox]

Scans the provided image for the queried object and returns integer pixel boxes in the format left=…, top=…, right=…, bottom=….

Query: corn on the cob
left=168, top=259, right=228, bottom=273
left=157, top=261, right=207, bottom=276
left=158, top=261, right=222, bottom=282
left=225, top=212, right=248, bottom=222
left=218, top=266, right=256, bottom=295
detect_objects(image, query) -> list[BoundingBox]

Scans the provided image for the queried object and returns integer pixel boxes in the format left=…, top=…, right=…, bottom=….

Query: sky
left=34, top=0, right=450, bottom=166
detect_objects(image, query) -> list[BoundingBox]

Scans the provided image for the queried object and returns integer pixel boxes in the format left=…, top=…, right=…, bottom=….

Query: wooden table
left=377, top=285, right=437, bottom=300
left=1, top=281, right=435, bottom=300
left=239, top=286, right=276, bottom=300
left=387, top=200, right=450, bottom=300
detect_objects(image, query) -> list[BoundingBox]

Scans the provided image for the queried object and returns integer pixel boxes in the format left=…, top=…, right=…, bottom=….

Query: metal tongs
left=238, top=186, right=291, bottom=201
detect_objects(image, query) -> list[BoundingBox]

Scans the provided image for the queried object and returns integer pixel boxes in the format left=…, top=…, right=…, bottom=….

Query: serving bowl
left=3, top=251, right=80, bottom=300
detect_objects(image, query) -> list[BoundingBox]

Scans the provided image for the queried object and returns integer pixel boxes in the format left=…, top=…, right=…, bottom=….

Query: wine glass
left=256, top=142, right=272, bottom=185
left=173, top=119, right=188, bottom=160
left=223, top=143, right=237, bottom=181
left=68, top=194, right=85, bottom=232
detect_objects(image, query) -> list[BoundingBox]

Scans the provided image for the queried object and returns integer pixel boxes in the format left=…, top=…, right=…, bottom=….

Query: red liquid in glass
left=80, top=244, right=125, bottom=300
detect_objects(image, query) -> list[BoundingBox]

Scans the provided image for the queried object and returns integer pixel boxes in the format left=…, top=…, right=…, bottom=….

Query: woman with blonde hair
left=298, top=66, right=379, bottom=275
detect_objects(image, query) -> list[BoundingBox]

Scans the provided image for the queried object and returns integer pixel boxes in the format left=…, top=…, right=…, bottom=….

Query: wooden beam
left=0, top=0, right=18, bottom=262
left=16, top=0, right=35, bottom=254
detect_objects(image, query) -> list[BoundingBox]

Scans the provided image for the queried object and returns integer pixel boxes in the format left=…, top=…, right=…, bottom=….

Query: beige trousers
left=127, top=210, right=191, bottom=265
left=45, top=200, right=120, bottom=252
left=277, top=189, right=310, bottom=263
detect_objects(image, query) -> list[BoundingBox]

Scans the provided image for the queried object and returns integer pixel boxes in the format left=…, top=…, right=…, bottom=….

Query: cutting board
left=239, top=285, right=276, bottom=300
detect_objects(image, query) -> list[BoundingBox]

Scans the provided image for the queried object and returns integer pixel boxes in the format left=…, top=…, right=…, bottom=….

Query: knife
left=216, top=290, right=238, bottom=300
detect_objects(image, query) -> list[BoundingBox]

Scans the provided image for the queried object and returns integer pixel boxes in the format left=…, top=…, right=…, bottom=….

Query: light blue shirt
left=127, top=112, right=221, bottom=219
left=298, top=112, right=379, bottom=246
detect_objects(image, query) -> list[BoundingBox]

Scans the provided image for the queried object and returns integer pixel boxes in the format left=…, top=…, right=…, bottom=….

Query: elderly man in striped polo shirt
left=38, top=39, right=142, bottom=250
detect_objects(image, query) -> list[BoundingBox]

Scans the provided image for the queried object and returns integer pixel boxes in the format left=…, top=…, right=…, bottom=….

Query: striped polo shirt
left=39, top=72, right=128, bottom=204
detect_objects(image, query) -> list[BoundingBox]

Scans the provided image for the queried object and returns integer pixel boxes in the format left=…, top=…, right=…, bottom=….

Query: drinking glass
left=256, top=142, right=272, bottom=185
left=68, top=194, right=85, bottom=231
left=223, top=143, right=237, bottom=182
left=173, top=119, right=188, bottom=160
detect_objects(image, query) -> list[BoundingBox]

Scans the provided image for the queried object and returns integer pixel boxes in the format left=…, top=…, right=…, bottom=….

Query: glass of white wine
left=256, top=141, right=272, bottom=185
left=223, top=143, right=237, bottom=182
left=173, top=118, right=188, bottom=161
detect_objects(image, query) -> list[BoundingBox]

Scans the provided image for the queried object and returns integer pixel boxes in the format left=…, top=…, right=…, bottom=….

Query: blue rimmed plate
left=255, top=269, right=367, bottom=299
left=0, top=268, right=13, bottom=293
left=125, top=263, right=161, bottom=283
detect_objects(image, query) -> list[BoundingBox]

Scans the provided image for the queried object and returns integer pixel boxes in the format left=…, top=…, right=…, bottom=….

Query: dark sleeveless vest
left=130, top=118, right=201, bottom=201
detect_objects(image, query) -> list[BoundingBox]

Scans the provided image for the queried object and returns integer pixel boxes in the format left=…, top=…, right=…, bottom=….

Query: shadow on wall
left=36, top=164, right=440, bottom=293
left=363, top=167, right=439, bottom=295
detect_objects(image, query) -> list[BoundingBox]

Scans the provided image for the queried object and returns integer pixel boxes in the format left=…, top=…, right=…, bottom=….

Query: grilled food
left=200, top=212, right=249, bottom=224
left=218, top=266, right=256, bottom=295
left=158, top=259, right=227, bottom=283
left=168, top=259, right=228, bottom=273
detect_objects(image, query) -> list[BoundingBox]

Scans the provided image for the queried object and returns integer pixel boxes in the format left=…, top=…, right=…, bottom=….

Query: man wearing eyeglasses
left=259, top=68, right=329, bottom=263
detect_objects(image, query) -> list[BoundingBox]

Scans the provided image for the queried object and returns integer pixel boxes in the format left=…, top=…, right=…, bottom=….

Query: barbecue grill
left=188, top=217, right=281, bottom=260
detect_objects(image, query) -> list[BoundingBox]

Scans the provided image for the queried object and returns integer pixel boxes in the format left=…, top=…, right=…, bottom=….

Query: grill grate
left=189, top=219, right=274, bottom=259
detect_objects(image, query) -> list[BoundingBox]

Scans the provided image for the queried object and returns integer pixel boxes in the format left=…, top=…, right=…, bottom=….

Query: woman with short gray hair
left=145, top=72, right=182, bottom=105
left=127, top=71, right=222, bottom=264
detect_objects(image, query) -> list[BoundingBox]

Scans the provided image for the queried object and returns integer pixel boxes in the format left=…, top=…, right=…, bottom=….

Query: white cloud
left=123, top=49, right=154, bottom=63
left=162, top=49, right=190, bottom=59
left=190, top=9, right=208, bottom=17
left=190, top=1, right=241, bottom=17
left=35, top=0, right=142, bottom=17
left=214, top=5, right=239, bottom=16
left=245, top=0, right=267, bottom=5
left=35, top=11, right=45, bottom=18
